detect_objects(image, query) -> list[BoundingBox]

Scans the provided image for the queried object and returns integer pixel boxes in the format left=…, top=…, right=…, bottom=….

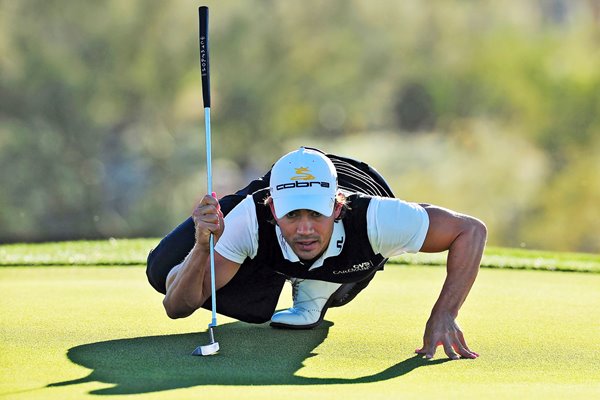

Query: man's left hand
left=415, top=311, right=479, bottom=360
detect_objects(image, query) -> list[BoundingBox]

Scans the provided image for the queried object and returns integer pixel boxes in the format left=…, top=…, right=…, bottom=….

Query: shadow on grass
left=49, top=320, right=448, bottom=395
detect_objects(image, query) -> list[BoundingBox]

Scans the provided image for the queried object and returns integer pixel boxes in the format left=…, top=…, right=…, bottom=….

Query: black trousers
left=146, top=152, right=395, bottom=323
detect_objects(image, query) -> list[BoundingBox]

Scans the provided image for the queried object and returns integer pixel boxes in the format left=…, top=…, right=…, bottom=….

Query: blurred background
left=1, top=0, right=598, bottom=252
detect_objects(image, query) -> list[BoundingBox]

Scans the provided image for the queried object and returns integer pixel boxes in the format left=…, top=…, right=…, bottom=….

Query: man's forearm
left=163, top=245, right=210, bottom=319
left=431, top=220, right=486, bottom=317
left=417, top=206, right=487, bottom=359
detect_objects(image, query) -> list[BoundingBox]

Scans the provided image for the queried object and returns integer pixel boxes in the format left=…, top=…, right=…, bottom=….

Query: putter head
left=192, top=341, right=219, bottom=356
left=191, top=326, right=219, bottom=356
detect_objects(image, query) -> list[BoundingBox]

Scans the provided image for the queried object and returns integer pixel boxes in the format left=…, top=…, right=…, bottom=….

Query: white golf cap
left=269, top=147, right=337, bottom=219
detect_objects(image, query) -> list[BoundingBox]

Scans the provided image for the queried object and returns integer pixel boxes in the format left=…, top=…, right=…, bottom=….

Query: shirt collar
left=275, top=220, right=345, bottom=270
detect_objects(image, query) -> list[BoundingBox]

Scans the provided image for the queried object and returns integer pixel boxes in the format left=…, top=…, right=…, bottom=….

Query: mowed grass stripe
left=0, top=239, right=156, bottom=267
left=392, top=246, right=600, bottom=273
left=1, top=239, right=599, bottom=273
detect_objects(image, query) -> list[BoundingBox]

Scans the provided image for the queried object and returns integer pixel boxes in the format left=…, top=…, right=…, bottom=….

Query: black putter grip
left=199, top=6, right=210, bottom=108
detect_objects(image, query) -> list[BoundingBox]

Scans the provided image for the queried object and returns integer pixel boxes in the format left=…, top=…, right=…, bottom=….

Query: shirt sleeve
left=366, top=197, right=429, bottom=257
left=214, top=195, right=259, bottom=264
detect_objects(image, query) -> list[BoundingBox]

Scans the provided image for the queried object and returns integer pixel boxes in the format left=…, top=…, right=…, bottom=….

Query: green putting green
left=1, top=242, right=599, bottom=399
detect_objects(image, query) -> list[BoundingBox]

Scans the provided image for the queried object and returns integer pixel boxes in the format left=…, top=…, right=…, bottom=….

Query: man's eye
left=311, top=211, right=323, bottom=218
left=285, top=211, right=298, bottom=218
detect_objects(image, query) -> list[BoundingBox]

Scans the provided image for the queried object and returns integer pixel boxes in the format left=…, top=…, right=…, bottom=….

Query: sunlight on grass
left=1, top=266, right=599, bottom=400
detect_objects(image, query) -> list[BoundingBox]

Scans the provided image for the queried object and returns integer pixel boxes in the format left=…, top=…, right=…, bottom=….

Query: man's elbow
left=163, top=299, right=182, bottom=319
left=467, top=217, right=488, bottom=247
left=163, top=298, right=196, bottom=320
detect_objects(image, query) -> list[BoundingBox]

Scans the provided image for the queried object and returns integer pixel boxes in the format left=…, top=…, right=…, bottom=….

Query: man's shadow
left=49, top=321, right=449, bottom=395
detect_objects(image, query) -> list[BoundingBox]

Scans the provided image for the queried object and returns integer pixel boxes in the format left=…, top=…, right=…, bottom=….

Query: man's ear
left=333, top=201, right=343, bottom=219
left=267, top=197, right=278, bottom=221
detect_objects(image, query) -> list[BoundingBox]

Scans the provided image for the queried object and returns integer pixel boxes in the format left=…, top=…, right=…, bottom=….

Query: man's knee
left=146, top=248, right=167, bottom=294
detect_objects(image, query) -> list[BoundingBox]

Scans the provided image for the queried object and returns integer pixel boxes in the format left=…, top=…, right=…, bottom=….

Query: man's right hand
left=192, top=193, right=224, bottom=248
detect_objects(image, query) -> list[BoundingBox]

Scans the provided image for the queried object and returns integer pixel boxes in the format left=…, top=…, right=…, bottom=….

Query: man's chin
left=295, top=249, right=326, bottom=264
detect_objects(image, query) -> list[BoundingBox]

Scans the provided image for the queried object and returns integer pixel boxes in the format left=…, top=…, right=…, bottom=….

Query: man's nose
left=296, top=215, right=314, bottom=234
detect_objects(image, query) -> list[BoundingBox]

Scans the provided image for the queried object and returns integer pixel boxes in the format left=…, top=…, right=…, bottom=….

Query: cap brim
left=273, top=195, right=335, bottom=219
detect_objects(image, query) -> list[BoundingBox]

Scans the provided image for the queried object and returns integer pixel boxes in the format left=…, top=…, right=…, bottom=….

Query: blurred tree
left=0, top=0, right=598, bottom=252
left=0, top=0, right=197, bottom=240
left=393, top=82, right=435, bottom=132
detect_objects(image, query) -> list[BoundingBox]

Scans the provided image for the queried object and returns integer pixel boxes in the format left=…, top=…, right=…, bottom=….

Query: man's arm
left=162, top=195, right=241, bottom=319
left=416, top=204, right=487, bottom=359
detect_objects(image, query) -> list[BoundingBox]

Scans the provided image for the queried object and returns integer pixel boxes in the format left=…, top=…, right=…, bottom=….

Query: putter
left=192, top=5, right=219, bottom=357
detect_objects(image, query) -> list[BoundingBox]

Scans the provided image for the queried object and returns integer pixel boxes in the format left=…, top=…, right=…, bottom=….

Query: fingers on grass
left=442, top=339, right=460, bottom=360
left=415, top=341, right=436, bottom=359
left=456, top=332, right=479, bottom=358
left=425, top=341, right=441, bottom=359
left=454, top=340, right=477, bottom=359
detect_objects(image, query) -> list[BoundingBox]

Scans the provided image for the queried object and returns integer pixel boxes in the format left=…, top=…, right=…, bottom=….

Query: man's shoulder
left=346, top=193, right=375, bottom=211
left=224, top=189, right=268, bottom=215
left=224, top=194, right=258, bottom=223
left=341, top=194, right=374, bottom=228
left=347, top=193, right=374, bottom=201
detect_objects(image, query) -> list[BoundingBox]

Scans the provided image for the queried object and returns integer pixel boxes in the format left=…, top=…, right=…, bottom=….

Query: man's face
left=271, top=205, right=341, bottom=262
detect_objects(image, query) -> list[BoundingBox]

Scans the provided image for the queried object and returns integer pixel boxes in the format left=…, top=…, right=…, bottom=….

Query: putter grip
left=199, top=6, right=210, bottom=108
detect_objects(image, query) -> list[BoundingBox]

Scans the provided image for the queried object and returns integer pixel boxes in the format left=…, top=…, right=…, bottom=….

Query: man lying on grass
left=147, top=147, right=487, bottom=360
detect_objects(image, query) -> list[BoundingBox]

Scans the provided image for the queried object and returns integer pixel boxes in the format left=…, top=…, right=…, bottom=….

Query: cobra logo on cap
left=290, top=167, right=315, bottom=181
left=275, top=166, right=331, bottom=191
